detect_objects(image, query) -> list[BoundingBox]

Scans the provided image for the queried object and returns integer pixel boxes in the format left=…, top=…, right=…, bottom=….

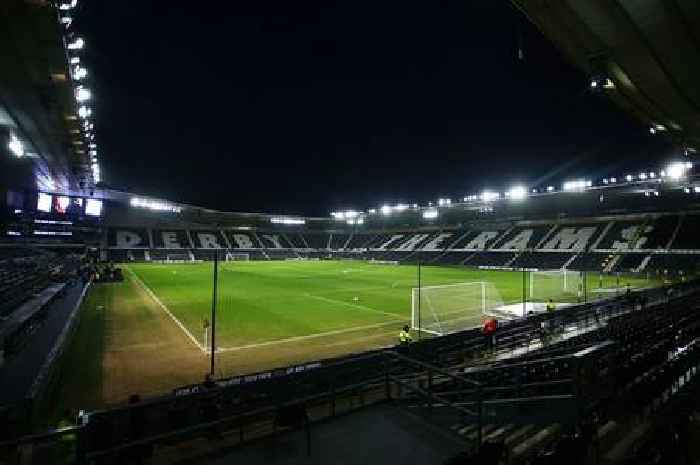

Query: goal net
left=411, top=281, right=504, bottom=336
left=529, top=269, right=582, bottom=304
left=226, top=252, right=250, bottom=261
left=166, top=253, right=192, bottom=263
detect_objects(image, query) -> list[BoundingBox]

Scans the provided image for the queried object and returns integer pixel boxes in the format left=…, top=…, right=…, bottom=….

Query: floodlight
left=380, top=205, right=392, bottom=215
left=437, top=198, right=451, bottom=207
left=667, top=162, right=687, bottom=180
left=344, top=210, right=358, bottom=219
left=649, top=172, right=656, bottom=178
left=649, top=127, right=656, bottom=135
left=639, top=173, right=647, bottom=180
left=59, top=0, right=78, bottom=10
left=76, top=87, right=91, bottom=102
left=422, top=209, right=438, bottom=220
left=563, top=180, right=588, bottom=192
left=625, top=174, right=633, bottom=182
left=368, top=209, right=376, bottom=214
left=67, top=37, right=84, bottom=50
left=8, top=134, right=24, bottom=157
left=508, top=186, right=527, bottom=200
left=394, top=204, right=408, bottom=211
left=590, top=80, right=598, bottom=89
left=271, top=217, right=305, bottom=225
left=480, top=191, right=499, bottom=202
left=73, top=65, right=87, bottom=80
left=546, top=186, right=555, bottom=192
left=78, top=106, right=91, bottom=119
left=602, top=178, right=609, bottom=184
left=695, top=187, right=700, bottom=194
left=610, top=177, right=617, bottom=183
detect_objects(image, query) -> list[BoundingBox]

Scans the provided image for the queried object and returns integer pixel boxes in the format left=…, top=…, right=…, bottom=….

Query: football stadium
left=2, top=1, right=700, bottom=464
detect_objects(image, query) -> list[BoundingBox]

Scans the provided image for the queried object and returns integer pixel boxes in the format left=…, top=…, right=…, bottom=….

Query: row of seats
left=0, top=253, right=57, bottom=317
left=107, top=215, right=700, bottom=254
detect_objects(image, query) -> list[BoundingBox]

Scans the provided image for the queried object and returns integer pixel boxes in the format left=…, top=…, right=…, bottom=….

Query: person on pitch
left=482, top=317, right=498, bottom=351
left=545, top=298, right=556, bottom=313
left=399, top=325, right=413, bottom=345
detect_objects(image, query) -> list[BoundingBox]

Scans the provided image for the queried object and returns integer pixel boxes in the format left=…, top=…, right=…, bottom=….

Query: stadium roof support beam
left=512, top=0, right=700, bottom=150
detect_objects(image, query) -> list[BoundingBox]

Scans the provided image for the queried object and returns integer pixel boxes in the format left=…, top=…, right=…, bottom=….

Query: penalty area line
left=125, top=266, right=207, bottom=354
left=216, top=320, right=401, bottom=352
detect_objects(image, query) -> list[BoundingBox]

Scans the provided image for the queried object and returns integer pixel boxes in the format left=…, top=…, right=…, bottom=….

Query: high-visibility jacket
left=399, top=330, right=412, bottom=343
left=546, top=302, right=556, bottom=312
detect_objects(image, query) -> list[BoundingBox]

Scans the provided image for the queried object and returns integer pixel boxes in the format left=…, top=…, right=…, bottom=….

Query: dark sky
left=77, top=0, right=673, bottom=216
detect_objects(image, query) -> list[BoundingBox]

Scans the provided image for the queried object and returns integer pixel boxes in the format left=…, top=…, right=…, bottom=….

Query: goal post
left=225, top=252, right=250, bottom=262
left=411, top=281, right=504, bottom=336
left=529, top=269, right=582, bottom=303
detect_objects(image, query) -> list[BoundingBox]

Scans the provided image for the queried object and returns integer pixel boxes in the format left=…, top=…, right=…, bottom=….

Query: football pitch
left=53, top=260, right=656, bottom=410
left=126, top=260, right=651, bottom=350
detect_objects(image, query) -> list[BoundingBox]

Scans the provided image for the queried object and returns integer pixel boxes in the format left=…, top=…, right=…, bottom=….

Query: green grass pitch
left=126, top=260, right=654, bottom=349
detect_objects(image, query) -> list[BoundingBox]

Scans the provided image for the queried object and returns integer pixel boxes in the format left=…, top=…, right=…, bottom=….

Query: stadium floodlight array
left=480, top=191, right=500, bottom=202
left=331, top=159, right=695, bottom=220
left=411, top=281, right=504, bottom=336
left=270, top=217, right=305, bottom=225
left=331, top=210, right=366, bottom=225
left=130, top=197, right=182, bottom=213
left=506, top=185, right=527, bottom=200
left=56, top=0, right=102, bottom=185
left=59, top=0, right=78, bottom=11
left=562, top=179, right=592, bottom=192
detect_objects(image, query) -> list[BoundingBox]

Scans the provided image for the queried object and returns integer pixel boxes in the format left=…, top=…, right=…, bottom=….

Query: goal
left=226, top=252, right=250, bottom=262
left=411, top=281, right=504, bottom=336
left=529, top=269, right=582, bottom=303
left=166, top=253, right=192, bottom=263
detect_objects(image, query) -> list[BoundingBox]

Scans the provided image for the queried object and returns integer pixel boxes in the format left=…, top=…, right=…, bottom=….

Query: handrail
left=385, top=350, right=482, bottom=386
left=386, top=374, right=478, bottom=417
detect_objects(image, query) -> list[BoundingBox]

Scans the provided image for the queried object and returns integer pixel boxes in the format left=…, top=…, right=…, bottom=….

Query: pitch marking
left=304, top=293, right=405, bottom=319
left=125, top=266, right=207, bottom=354
left=216, top=320, right=401, bottom=352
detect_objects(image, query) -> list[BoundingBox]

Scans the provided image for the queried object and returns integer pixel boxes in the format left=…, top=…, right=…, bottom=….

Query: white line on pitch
left=125, top=266, right=207, bottom=354
left=216, top=320, right=401, bottom=352
left=304, top=293, right=406, bottom=319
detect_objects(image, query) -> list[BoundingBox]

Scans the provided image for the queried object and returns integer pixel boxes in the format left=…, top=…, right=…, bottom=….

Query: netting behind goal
left=226, top=252, right=250, bottom=261
left=529, top=270, right=582, bottom=303
left=166, top=253, right=191, bottom=262
left=411, top=281, right=504, bottom=336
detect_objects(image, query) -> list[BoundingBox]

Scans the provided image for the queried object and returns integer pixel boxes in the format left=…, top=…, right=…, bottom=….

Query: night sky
left=77, top=0, right=673, bottom=216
